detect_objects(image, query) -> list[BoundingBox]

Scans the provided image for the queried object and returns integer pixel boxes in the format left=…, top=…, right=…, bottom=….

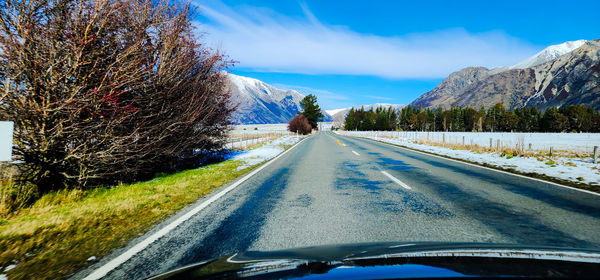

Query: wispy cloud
left=195, top=1, right=539, bottom=79
left=362, top=95, right=394, bottom=101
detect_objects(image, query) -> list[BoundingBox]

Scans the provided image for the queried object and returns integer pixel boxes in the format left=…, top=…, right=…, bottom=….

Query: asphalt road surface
left=74, top=131, right=600, bottom=279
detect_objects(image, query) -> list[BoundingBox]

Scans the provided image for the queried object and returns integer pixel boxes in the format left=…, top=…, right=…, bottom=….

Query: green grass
left=0, top=159, right=256, bottom=280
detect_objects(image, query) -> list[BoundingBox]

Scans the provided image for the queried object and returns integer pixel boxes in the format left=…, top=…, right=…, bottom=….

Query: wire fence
left=226, top=131, right=296, bottom=150
left=338, top=130, right=600, bottom=159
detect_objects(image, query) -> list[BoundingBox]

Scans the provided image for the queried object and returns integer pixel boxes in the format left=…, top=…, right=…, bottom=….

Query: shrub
left=0, top=0, right=233, bottom=192
left=288, top=114, right=312, bottom=135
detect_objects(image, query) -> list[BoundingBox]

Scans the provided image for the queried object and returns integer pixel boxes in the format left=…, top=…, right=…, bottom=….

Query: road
left=74, top=131, right=600, bottom=279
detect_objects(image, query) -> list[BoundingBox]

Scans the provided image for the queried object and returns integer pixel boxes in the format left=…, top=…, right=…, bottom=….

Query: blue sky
left=194, top=0, right=600, bottom=110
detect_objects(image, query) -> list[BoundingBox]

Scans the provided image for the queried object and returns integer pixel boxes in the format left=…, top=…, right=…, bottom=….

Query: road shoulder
left=337, top=132, right=600, bottom=195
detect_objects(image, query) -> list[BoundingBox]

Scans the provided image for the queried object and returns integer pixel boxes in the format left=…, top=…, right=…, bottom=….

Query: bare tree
left=0, top=0, right=233, bottom=192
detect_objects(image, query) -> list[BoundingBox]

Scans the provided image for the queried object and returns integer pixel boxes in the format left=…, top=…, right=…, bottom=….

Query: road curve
left=73, top=131, right=600, bottom=280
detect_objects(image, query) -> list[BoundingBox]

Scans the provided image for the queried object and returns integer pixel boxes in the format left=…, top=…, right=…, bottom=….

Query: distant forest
left=343, top=103, right=600, bottom=133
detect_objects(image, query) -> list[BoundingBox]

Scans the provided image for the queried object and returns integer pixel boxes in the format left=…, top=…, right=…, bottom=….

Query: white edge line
left=381, top=171, right=412, bottom=190
left=340, top=133, right=600, bottom=198
left=83, top=137, right=308, bottom=280
left=352, top=150, right=360, bottom=156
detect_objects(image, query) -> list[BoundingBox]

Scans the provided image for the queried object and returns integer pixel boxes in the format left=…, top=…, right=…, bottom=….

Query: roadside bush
left=0, top=0, right=233, bottom=192
left=0, top=165, right=38, bottom=215
left=288, top=114, right=312, bottom=135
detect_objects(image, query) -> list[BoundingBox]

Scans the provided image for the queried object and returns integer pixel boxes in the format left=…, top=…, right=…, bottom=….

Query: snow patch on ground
left=224, top=137, right=272, bottom=149
left=349, top=131, right=600, bottom=152
left=336, top=132, right=600, bottom=186
left=3, top=265, right=15, bottom=272
left=231, top=136, right=303, bottom=169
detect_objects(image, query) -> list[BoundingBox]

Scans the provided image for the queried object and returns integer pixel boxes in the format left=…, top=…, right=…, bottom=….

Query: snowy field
left=343, top=131, right=600, bottom=154
left=337, top=131, right=600, bottom=186
left=229, top=136, right=304, bottom=169
left=230, top=123, right=289, bottom=134
left=230, top=122, right=334, bottom=135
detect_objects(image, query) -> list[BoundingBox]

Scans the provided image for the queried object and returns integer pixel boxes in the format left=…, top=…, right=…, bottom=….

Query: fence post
left=442, top=133, right=446, bottom=144
left=549, top=146, right=553, bottom=157
left=489, top=138, right=492, bottom=149
left=594, top=146, right=598, bottom=164
left=496, top=139, right=500, bottom=150
left=462, top=136, right=465, bottom=146
left=528, top=143, right=532, bottom=151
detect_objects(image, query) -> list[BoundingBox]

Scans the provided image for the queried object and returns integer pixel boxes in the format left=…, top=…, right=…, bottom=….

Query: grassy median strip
left=0, top=160, right=256, bottom=280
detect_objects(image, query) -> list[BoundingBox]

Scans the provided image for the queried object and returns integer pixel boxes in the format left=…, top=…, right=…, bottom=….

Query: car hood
left=149, top=242, right=600, bottom=279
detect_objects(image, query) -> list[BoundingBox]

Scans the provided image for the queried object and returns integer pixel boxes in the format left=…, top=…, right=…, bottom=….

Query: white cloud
left=363, top=95, right=394, bottom=101
left=195, top=1, right=539, bottom=79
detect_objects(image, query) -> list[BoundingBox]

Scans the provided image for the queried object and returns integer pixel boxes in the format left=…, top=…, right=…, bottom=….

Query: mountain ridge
left=410, top=39, right=600, bottom=110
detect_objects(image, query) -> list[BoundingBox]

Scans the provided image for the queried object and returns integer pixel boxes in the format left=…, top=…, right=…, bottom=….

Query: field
left=346, top=131, right=600, bottom=154
left=337, top=130, right=600, bottom=187
left=230, top=123, right=289, bottom=133
left=227, top=124, right=294, bottom=149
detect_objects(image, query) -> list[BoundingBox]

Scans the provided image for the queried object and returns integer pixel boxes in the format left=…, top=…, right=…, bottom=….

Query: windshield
left=1, top=1, right=599, bottom=280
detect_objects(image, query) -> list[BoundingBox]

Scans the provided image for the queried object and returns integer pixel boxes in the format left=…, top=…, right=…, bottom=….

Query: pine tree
left=299, top=94, right=324, bottom=130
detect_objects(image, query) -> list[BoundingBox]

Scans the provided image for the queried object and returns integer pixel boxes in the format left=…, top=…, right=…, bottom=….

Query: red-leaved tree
left=288, top=114, right=312, bottom=135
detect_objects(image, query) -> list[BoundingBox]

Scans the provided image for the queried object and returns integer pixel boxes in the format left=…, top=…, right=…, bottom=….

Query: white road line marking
left=381, top=171, right=412, bottom=190
left=388, top=243, right=416, bottom=248
left=82, top=138, right=308, bottom=280
left=352, top=150, right=360, bottom=156
left=344, top=133, right=600, bottom=198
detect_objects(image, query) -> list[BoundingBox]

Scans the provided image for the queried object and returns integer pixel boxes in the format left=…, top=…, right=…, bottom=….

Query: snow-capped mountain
left=324, top=108, right=347, bottom=116
left=510, top=39, right=587, bottom=69
left=227, top=73, right=304, bottom=124
left=410, top=39, right=600, bottom=110
left=227, top=73, right=332, bottom=124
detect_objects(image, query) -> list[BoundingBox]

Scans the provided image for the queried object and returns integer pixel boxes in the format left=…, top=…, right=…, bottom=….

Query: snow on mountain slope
left=409, top=39, right=597, bottom=110
left=325, top=108, right=348, bottom=116
left=227, top=73, right=305, bottom=124
left=227, top=73, right=332, bottom=124
left=510, top=39, right=587, bottom=69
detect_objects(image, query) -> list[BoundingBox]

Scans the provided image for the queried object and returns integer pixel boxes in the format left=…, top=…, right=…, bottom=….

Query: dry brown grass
left=0, top=164, right=38, bottom=216
left=372, top=134, right=591, bottom=160
left=227, top=133, right=284, bottom=150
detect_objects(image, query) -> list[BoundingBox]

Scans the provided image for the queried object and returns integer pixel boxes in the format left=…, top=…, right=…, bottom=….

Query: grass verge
left=0, top=159, right=256, bottom=280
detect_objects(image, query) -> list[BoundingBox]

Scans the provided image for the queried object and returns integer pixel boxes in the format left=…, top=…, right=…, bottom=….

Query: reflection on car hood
left=149, top=242, right=600, bottom=279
